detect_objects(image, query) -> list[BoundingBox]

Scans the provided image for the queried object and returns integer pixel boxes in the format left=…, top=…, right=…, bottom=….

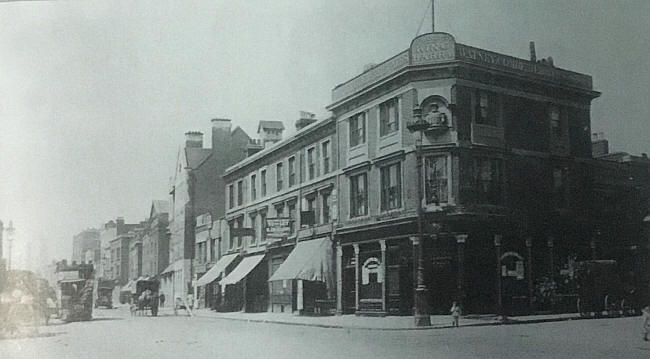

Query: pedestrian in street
left=159, top=293, right=165, bottom=308
left=642, top=306, right=650, bottom=341
left=450, top=301, right=461, bottom=328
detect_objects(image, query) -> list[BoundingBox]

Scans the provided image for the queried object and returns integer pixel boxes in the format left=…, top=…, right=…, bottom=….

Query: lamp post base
left=414, top=286, right=431, bottom=326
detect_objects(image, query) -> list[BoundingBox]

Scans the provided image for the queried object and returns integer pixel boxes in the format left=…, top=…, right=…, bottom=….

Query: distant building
left=141, top=200, right=170, bottom=278
left=258, top=120, right=285, bottom=148
left=98, top=218, right=139, bottom=279
left=110, top=232, right=136, bottom=286
left=72, top=229, right=100, bottom=264
left=164, top=119, right=259, bottom=302
left=129, top=238, right=143, bottom=280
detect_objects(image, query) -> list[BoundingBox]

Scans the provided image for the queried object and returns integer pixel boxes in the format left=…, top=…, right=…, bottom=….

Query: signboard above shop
left=266, top=217, right=291, bottom=238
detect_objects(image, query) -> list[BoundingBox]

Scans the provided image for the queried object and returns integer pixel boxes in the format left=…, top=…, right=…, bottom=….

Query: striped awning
left=195, top=254, right=239, bottom=286
left=219, top=254, right=265, bottom=286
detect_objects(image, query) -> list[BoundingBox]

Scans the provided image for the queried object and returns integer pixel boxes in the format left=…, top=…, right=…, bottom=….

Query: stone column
left=380, top=240, right=387, bottom=313
left=336, top=244, right=343, bottom=315
left=547, top=237, right=554, bottom=276
left=353, top=243, right=360, bottom=312
left=297, top=279, right=304, bottom=312
left=494, top=234, right=503, bottom=317
left=525, top=237, right=533, bottom=311
left=456, top=234, right=467, bottom=306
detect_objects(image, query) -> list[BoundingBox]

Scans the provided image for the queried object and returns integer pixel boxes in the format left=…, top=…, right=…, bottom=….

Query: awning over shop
left=161, top=260, right=183, bottom=276
left=121, top=280, right=135, bottom=294
left=268, top=237, right=332, bottom=282
left=195, top=253, right=239, bottom=286
left=219, top=254, right=265, bottom=286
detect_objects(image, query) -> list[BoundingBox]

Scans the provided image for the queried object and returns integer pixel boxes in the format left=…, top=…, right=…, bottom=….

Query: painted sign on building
left=266, top=218, right=291, bottom=238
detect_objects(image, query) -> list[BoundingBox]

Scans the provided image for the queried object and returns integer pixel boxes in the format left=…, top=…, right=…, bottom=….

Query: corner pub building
left=330, top=32, right=608, bottom=316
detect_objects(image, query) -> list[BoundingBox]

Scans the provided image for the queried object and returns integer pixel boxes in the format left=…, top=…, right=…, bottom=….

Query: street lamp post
left=5, top=221, right=15, bottom=271
left=407, top=104, right=431, bottom=326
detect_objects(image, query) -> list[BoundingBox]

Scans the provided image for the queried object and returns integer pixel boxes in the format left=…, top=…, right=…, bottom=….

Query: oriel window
left=425, top=156, right=448, bottom=204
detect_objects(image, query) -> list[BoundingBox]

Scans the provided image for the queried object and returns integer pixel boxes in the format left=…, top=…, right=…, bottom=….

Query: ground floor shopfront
left=334, top=211, right=626, bottom=316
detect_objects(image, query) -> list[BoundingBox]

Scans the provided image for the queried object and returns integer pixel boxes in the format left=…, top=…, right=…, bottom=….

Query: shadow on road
left=0, top=331, right=66, bottom=341
left=91, top=317, right=124, bottom=322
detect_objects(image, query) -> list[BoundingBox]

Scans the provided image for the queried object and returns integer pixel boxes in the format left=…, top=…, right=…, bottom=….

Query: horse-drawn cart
left=132, top=279, right=159, bottom=316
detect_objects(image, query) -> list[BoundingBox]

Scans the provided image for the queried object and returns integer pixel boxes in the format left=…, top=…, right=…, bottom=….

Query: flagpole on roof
left=431, top=0, right=435, bottom=32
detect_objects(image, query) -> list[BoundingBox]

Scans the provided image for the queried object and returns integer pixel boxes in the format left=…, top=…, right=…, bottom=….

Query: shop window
left=350, top=173, right=368, bottom=217
left=380, top=163, right=402, bottom=211
left=349, top=112, right=366, bottom=147
left=425, top=156, right=448, bottom=204
left=379, top=98, right=399, bottom=136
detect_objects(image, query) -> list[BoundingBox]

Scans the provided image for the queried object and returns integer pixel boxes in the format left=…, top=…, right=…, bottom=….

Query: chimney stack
left=529, top=41, right=536, bottom=62
left=591, top=132, right=609, bottom=157
left=296, top=111, right=317, bottom=131
left=211, top=118, right=232, bottom=157
left=184, top=131, right=204, bottom=148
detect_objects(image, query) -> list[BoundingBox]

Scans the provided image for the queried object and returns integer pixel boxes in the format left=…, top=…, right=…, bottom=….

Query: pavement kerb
left=190, top=311, right=584, bottom=331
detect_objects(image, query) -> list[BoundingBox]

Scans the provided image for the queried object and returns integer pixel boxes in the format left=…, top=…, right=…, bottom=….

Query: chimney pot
left=529, top=41, right=537, bottom=62
left=296, top=111, right=317, bottom=131
left=185, top=131, right=204, bottom=148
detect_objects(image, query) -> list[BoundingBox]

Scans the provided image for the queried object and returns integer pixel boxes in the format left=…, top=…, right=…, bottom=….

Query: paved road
left=1, top=307, right=649, bottom=359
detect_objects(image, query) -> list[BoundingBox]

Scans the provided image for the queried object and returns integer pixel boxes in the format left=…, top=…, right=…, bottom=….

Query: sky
left=1, top=0, right=649, bottom=270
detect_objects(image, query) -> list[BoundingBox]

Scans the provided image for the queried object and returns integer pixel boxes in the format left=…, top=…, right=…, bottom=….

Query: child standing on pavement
left=642, top=306, right=650, bottom=341
left=450, top=301, right=461, bottom=328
